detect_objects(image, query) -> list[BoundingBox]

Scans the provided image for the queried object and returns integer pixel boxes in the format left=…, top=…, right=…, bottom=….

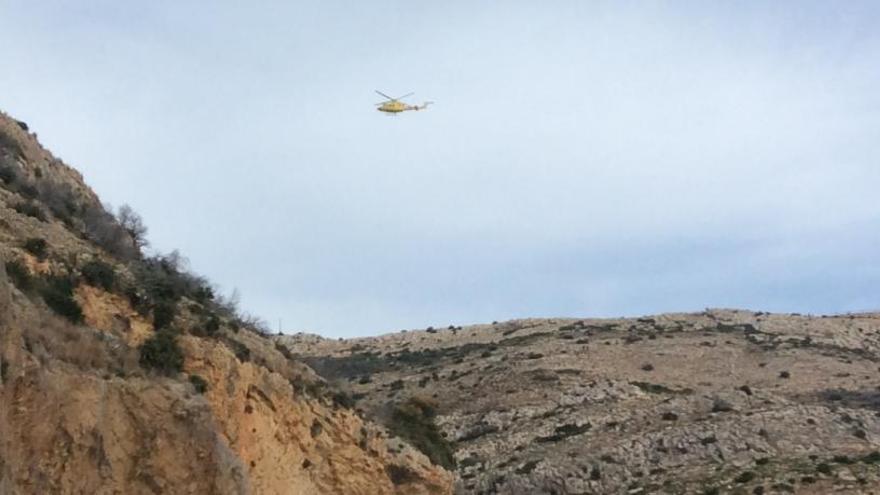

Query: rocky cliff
left=0, top=111, right=453, bottom=494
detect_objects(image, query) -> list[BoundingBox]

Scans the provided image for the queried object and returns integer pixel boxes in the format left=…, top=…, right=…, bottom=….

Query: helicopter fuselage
left=377, top=101, right=408, bottom=113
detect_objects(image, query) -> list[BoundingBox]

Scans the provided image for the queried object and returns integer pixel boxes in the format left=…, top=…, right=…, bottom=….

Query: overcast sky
left=1, top=1, right=878, bottom=337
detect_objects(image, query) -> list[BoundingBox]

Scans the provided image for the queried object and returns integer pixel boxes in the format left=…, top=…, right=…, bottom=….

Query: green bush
left=18, top=183, right=38, bottom=199
left=139, top=330, right=184, bottom=375
left=152, top=302, right=176, bottom=330
left=331, top=390, right=356, bottom=409
left=23, top=238, right=48, bottom=260
left=0, top=162, right=18, bottom=184
left=40, top=275, right=83, bottom=324
left=224, top=338, right=250, bottom=362
left=189, top=374, right=208, bottom=393
left=13, top=201, right=47, bottom=222
left=386, top=464, right=419, bottom=485
left=204, top=315, right=220, bottom=335
left=193, top=285, right=215, bottom=304
left=80, top=259, right=116, bottom=291
left=5, top=260, right=34, bottom=292
left=388, top=397, right=455, bottom=469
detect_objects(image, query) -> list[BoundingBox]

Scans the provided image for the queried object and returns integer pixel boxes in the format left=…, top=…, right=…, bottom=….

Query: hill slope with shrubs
left=280, top=310, right=880, bottom=494
left=0, top=111, right=452, bottom=494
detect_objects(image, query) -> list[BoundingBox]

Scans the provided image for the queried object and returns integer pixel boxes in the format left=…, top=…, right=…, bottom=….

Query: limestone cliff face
left=182, top=337, right=451, bottom=495
left=0, top=111, right=453, bottom=494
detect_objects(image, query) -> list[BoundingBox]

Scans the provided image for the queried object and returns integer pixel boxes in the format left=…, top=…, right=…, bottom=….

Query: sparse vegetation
left=388, top=396, right=455, bottom=469
left=711, top=398, right=734, bottom=413
left=13, top=201, right=47, bottom=221
left=310, top=419, right=323, bottom=437
left=40, top=275, right=83, bottom=323
left=734, top=471, right=756, bottom=483
left=386, top=464, right=419, bottom=485
left=5, top=259, right=34, bottom=292
left=23, top=237, right=48, bottom=260
left=80, top=259, right=116, bottom=291
left=536, top=423, right=591, bottom=443
left=189, top=374, right=208, bottom=393
left=152, top=302, right=176, bottom=330
left=223, top=337, right=251, bottom=363
left=117, top=204, right=149, bottom=251
left=139, top=330, right=184, bottom=375
left=331, top=390, right=356, bottom=409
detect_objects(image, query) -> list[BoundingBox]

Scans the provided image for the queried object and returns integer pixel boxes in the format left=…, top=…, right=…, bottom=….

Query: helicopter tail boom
left=411, top=101, right=434, bottom=111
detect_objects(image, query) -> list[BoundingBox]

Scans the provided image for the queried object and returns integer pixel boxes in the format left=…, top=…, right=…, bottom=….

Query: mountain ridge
left=279, top=308, right=880, bottom=494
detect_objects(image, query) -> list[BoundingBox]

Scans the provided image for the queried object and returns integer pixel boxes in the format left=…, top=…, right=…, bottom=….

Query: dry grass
left=23, top=311, right=139, bottom=375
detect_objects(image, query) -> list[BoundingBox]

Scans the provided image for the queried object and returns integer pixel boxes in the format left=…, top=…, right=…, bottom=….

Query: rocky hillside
left=0, top=111, right=453, bottom=494
left=280, top=310, right=880, bottom=494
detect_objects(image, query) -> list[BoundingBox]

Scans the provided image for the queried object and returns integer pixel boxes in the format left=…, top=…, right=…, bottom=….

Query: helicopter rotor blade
left=394, top=92, right=414, bottom=100
left=375, top=90, right=395, bottom=101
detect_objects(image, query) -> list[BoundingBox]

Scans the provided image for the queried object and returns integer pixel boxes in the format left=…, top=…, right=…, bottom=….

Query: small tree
left=117, top=204, right=148, bottom=251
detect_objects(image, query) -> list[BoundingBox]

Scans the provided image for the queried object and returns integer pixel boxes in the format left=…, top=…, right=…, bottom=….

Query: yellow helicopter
left=375, top=90, right=433, bottom=114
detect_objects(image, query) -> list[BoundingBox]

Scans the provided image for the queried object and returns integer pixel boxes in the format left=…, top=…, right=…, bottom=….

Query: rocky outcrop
left=181, top=336, right=451, bottom=495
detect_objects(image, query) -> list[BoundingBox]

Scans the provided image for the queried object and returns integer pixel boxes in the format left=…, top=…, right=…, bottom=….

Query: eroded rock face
left=281, top=310, right=880, bottom=494
left=182, top=336, right=452, bottom=495
left=0, top=111, right=453, bottom=494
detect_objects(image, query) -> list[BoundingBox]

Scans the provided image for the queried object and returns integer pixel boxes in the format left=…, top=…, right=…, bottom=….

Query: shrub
left=193, top=285, right=215, bottom=304
left=274, top=340, right=294, bottom=359
left=18, top=183, right=38, bottom=199
left=133, top=252, right=206, bottom=308
left=201, top=315, right=221, bottom=336
left=310, top=419, right=323, bottom=437
left=40, top=275, right=83, bottom=323
left=82, top=205, right=139, bottom=260
left=80, top=259, right=116, bottom=291
left=152, top=302, right=176, bottom=330
left=331, top=390, right=356, bottom=409
left=224, top=338, right=251, bottom=363
left=5, top=260, right=34, bottom=292
left=139, top=330, right=184, bottom=375
left=13, top=201, right=47, bottom=222
left=36, top=180, right=78, bottom=224
left=386, top=464, right=419, bottom=485
left=0, top=162, right=18, bottom=184
left=22, top=238, right=48, bottom=260
left=388, top=397, right=455, bottom=469
left=734, top=471, right=756, bottom=483
left=189, top=374, right=208, bottom=393
left=0, top=129, right=24, bottom=157
left=117, top=204, right=148, bottom=250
